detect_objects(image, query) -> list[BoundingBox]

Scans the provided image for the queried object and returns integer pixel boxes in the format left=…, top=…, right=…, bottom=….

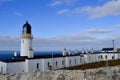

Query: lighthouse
left=20, top=21, right=33, bottom=57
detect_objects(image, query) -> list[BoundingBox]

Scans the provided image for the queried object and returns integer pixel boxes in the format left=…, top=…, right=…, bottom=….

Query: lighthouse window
left=23, top=40, right=24, bottom=43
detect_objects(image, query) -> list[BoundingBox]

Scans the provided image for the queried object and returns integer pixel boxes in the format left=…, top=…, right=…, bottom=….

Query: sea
left=0, top=50, right=100, bottom=60
left=0, top=51, right=62, bottom=60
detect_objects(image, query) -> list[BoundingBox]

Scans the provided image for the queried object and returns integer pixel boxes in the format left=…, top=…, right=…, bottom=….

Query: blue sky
left=0, top=0, right=120, bottom=51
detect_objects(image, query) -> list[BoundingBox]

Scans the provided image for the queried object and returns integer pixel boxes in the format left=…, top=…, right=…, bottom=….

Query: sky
left=0, top=0, right=120, bottom=51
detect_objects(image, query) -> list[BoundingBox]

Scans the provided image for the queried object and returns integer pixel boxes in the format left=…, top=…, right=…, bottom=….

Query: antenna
left=112, top=40, right=115, bottom=52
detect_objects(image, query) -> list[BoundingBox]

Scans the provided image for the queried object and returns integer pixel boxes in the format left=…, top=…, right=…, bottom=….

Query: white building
left=0, top=21, right=120, bottom=75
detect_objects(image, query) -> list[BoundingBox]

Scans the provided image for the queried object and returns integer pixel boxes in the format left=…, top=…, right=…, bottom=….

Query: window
left=112, top=56, right=114, bottom=59
left=75, top=59, right=76, bottom=64
left=48, top=62, right=50, bottom=67
left=1, top=67, right=3, bottom=74
left=105, top=55, right=107, bottom=59
left=101, top=55, right=103, bottom=59
left=56, top=61, right=58, bottom=67
left=98, top=56, right=100, bottom=59
left=80, top=58, right=82, bottom=63
left=36, top=63, right=39, bottom=69
left=62, top=60, right=64, bottom=66
left=23, top=40, right=24, bottom=43
left=48, top=62, right=52, bottom=70
left=69, top=60, right=71, bottom=65
left=89, top=56, right=91, bottom=61
left=24, top=27, right=27, bottom=33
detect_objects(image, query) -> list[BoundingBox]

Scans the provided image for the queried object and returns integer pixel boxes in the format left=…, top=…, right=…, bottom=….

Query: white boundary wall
left=7, top=62, right=25, bottom=75
left=0, top=52, right=120, bottom=74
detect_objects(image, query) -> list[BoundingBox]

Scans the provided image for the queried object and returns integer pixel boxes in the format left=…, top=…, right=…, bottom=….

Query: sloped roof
left=102, top=48, right=114, bottom=51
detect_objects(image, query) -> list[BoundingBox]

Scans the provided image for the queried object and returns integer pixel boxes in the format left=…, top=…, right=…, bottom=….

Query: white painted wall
left=1, top=52, right=120, bottom=74
left=75, top=56, right=80, bottom=65
left=117, top=53, right=120, bottom=59
left=0, top=61, right=7, bottom=74
left=21, top=38, right=32, bottom=56
left=80, top=56, right=85, bottom=65
left=66, top=56, right=79, bottom=67
left=25, top=55, right=85, bottom=72
left=52, top=57, right=64, bottom=69
left=25, top=59, right=43, bottom=73
left=94, top=54, right=100, bottom=62
left=84, top=54, right=88, bottom=63
left=99, top=53, right=114, bottom=61
left=7, top=62, right=25, bottom=75
left=26, top=57, right=68, bottom=72
left=28, top=49, right=34, bottom=58
left=43, top=58, right=52, bottom=70
left=65, top=57, right=69, bottom=67
left=87, top=54, right=92, bottom=63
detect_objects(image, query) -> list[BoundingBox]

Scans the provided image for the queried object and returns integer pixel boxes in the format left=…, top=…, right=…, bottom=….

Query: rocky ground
left=0, top=70, right=84, bottom=80
left=0, top=66, right=120, bottom=80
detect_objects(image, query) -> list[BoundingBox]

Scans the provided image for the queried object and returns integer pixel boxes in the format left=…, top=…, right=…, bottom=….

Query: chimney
left=82, top=48, right=84, bottom=54
left=74, top=48, right=78, bottom=55
left=86, top=49, right=88, bottom=54
left=14, top=51, right=17, bottom=57
left=68, top=49, right=71, bottom=55
left=91, top=48, right=94, bottom=54
left=62, top=48, right=66, bottom=56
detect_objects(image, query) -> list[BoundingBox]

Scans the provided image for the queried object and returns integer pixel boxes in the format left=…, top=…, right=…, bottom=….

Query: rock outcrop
left=0, top=66, right=120, bottom=80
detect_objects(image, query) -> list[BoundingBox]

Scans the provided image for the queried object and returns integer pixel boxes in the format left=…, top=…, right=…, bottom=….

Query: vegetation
left=63, top=59, right=120, bottom=70
left=117, top=48, right=120, bottom=52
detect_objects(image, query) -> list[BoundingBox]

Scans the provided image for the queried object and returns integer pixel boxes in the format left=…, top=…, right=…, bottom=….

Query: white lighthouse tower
left=20, top=21, right=33, bottom=57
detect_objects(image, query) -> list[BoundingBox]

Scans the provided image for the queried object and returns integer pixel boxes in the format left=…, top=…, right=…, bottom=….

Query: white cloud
left=115, top=24, right=120, bottom=28
left=86, top=28, right=113, bottom=34
left=51, top=34, right=96, bottom=41
left=13, top=11, right=22, bottom=16
left=77, top=0, right=120, bottom=18
left=48, top=0, right=62, bottom=7
left=33, top=34, right=97, bottom=51
left=57, top=9, right=69, bottom=15
left=56, top=0, right=120, bottom=18
left=1, top=32, right=120, bottom=51
left=48, top=0, right=77, bottom=7
left=31, top=33, right=120, bottom=50
left=0, top=35, right=20, bottom=51
left=63, top=0, right=77, bottom=5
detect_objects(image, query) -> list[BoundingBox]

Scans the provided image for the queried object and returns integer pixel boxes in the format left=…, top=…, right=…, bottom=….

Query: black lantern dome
left=22, top=21, right=31, bottom=34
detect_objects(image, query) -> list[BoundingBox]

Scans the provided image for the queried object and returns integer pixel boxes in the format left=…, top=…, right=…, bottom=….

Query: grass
left=62, top=59, right=120, bottom=70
